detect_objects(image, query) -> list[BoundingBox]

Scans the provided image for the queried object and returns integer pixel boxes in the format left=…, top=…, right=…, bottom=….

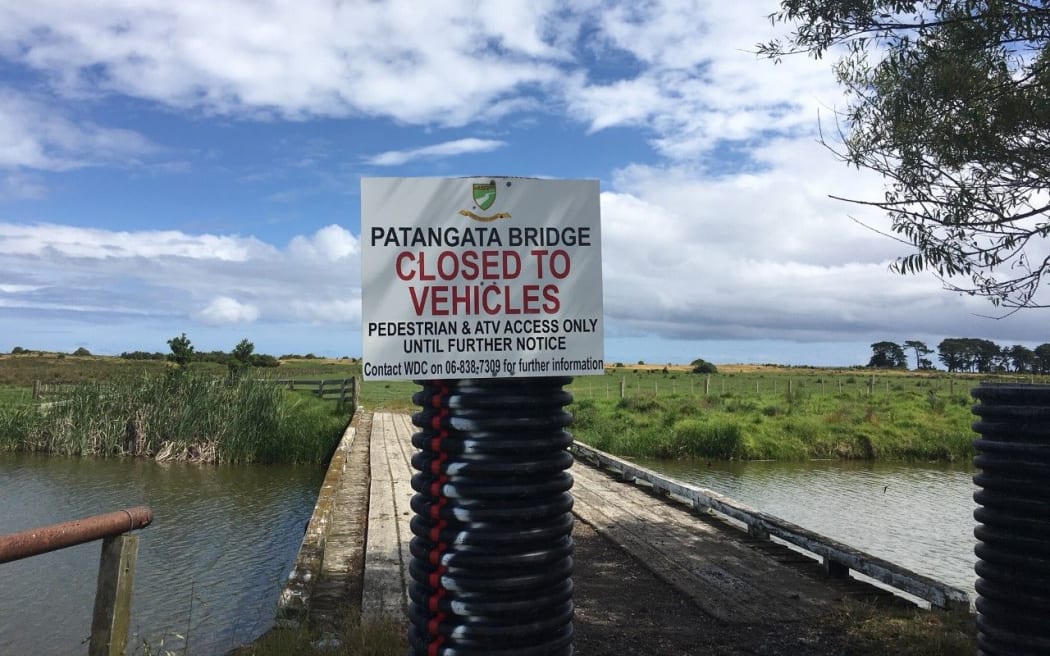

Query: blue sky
left=1, top=0, right=1047, bottom=367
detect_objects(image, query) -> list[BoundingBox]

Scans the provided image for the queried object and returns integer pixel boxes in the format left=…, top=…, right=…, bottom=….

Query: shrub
left=672, top=419, right=743, bottom=459
left=690, top=358, right=718, bottom=374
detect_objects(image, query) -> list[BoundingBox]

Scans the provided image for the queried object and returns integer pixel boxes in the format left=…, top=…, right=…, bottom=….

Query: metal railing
left=0, top=506, right=154, bottom=656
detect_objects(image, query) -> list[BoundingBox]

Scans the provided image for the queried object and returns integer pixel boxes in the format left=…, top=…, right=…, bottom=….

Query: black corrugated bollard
left=407, top=377, right=575, bottom=656
left=971, top=384, right=1050, bottom=656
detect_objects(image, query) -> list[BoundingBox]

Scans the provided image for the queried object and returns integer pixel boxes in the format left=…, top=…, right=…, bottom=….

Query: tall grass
left=570, top=386, right=977, bottom=462
left=0, top=371, right=345, bottom=464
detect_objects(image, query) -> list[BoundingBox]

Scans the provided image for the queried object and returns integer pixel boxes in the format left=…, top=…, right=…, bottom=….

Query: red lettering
left=542, top=285, right=560, bottom=313
left=482, top=250, right=499, bottom=279
left=483, top=285, right=501, bottom=314
left=522, top=284, right=540, bottom=314
left=503, top=251, right=521, bottom=279
left=430, top=286, right=449, bottom=315
left=451, top=285, right=472, bottom=314
left=549, top=250, right=571, bottom=279
left=530, top=249, right=548, bottom=277
left=397, top=252, right=417, bottom=281
left=503, top=285, right=521, bottom=315
left=409, top=286, right=428, bottom=314
left=461, top=250, right=479, bottom=280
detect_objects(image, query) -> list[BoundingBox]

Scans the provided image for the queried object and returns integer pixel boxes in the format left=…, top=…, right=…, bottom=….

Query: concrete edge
left=276, top=407, right=363, bottom=628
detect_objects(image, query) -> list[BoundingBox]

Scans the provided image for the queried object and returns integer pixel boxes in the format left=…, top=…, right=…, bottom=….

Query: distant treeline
left=120, top=350, right=280, bottom=367
left=870, top=338, right=1050, bottom=373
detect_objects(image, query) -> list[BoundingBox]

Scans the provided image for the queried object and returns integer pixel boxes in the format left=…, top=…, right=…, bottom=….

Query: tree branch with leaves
left=759, top=0, right=1050, bottom=309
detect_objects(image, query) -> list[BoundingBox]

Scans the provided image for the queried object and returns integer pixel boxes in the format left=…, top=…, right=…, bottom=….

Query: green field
left=566, top=365, right=1042, bottom=461
left=3, top=356, right=1041, bottom=463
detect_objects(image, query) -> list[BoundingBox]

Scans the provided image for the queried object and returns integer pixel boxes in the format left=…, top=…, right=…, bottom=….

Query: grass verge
left=570, top=387, right=976, bottom=461
left=833, top=600, right=976, bottom=656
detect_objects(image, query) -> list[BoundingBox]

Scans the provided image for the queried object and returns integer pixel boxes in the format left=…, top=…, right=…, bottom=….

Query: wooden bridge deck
left=304, top=410, right=908, bottom=629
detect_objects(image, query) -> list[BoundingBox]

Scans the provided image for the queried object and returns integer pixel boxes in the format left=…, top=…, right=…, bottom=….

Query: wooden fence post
left=33, top=380, right=41, bottom=399
left=620, top=377, right=625, bottom=399
left=705, top=375, right=710, bottom=396
left=89, top=534, right=139, bottom=656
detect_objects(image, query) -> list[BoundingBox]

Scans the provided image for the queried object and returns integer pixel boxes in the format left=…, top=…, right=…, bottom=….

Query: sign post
left=362, top=177, right=603, bottom=656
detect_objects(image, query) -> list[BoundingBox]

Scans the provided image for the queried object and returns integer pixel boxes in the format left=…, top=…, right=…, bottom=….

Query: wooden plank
left=572, top=463, right=833, bottom=624
left=386, top=411, right=418, bottom=601
left=573, top=442, right=970, bottom=609
left=89, top=534, right=138, bottom=656
left=362, top=413, right=408, bottom=621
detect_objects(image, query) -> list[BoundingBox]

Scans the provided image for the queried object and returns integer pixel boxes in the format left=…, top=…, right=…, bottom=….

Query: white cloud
left=0, top=1, right=1045, bottom=358
left=0, top=172, right=47, bottom=199
left=289, top=298, right=361, bottom=324
left=0, top=222, right=361, bottom=330
left=0, top=1, right=574, bottom=125
left=288, top=224, right=359, bottom=261
left=196, top=296, right=259, bottom=324
left=0, top=222, right=273, bottom=261
left=597, top=138, right=1050, bottom=344
left=0, top=0, right=834, bottom=158
left=0, top=90, right=156, bottom=171
left=0, top=283, right=43, bottom=293
left=365, top=139, right=508, bottom=166
left=568, top=3, right=845, bottom=160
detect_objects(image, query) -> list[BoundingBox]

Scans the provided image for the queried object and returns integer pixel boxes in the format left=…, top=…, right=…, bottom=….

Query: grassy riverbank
left=0, top=371, right=346, bottom=463
left=570, top=384, right=977, bottom=461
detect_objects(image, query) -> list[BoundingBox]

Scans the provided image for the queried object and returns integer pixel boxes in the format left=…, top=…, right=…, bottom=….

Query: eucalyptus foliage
left=760, top=1, right=1050, bottom=309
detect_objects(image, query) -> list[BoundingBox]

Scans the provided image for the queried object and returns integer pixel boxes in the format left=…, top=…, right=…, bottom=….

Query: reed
left=0, top=371, right=345, bottom=464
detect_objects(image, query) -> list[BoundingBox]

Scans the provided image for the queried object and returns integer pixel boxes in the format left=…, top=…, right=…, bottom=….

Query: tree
left=690, top=358, right=718, bottom=374
left=167, top=332, right=194, bottom=367
left=1035, top=343, right=1050, bottom=374
left=232, top=338, right=255, bottom=365
left=867, top=341, right=907, bottom=368
left=1006, top=344, right=1035, bottom=372
left=902, top=340, right=933, bottom=370
left=760, top=2, right=1050, bottom=309
left=937, top=337, right=1003, bottom=372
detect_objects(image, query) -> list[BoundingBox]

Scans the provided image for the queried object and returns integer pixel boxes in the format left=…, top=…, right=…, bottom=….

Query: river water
left=0, top=452, right=323, bottom=656
left=1, top=451, right=978, bottom=655
left=635, top=457, right=978, bottom=597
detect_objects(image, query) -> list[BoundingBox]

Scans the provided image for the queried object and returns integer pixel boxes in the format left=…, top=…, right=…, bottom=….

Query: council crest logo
left=459, top=180, right=511, bottom=222
left=473, top=181, right=496, bottom=210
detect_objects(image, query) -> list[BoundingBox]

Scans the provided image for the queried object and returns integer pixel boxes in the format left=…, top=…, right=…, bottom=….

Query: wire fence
left=566, top=371, right=1050, bottom=401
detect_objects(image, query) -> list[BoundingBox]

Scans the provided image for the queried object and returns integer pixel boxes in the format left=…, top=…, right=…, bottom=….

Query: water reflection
left=635, top=457, right=978, bottom=596
left=0, top=452, right=323, bottom=655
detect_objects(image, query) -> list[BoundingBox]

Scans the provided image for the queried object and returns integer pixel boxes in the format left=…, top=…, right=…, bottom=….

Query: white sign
left=361, top=177, right=604, bottom=380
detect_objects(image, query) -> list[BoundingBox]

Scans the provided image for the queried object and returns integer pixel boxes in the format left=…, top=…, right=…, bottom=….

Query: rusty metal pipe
left=0, top=506, right=153, bottom=564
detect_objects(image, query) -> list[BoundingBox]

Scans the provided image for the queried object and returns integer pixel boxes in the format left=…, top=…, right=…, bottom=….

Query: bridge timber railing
left=571, top=442, right=971, bottom=611
left=0, top=506, right=154, bottom=656
left=271, top=377, right=358, bottom=407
